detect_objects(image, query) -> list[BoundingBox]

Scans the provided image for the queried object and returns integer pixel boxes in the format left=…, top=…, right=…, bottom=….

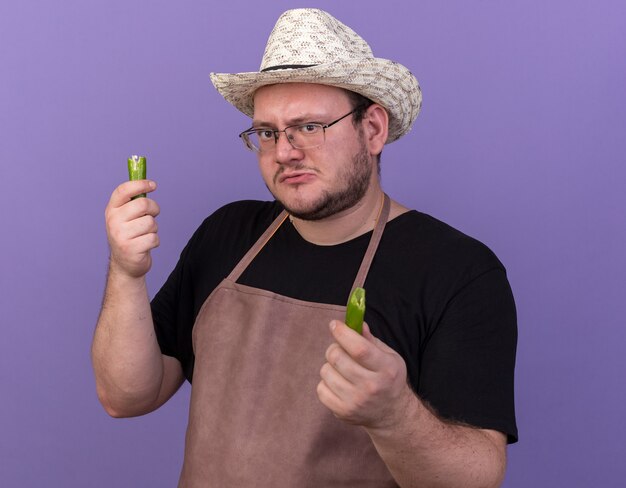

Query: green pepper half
left=345, top=287, right=366, bottom=334
left=127, top=155, right=147, bottom=199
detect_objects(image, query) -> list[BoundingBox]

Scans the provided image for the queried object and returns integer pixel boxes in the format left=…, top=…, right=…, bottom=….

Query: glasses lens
left=244, top=132, right=261, bottom=152
left=241, top=130, right=269, bottom=152
left=240, top=124, right=326, bottom=152
left=285, top=124, right=324, bottom=149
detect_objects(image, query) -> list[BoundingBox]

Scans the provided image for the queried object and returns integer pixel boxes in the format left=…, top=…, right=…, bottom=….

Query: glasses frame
left=239, top=108, right=359, bottom=153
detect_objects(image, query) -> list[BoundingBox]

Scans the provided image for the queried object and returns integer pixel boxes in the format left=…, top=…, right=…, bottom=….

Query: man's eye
left=299, top=124, right=321, bottom=134
left=256, top=130, right=275, bottom=141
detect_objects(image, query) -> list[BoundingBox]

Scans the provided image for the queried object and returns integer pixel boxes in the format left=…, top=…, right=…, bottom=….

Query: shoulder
left=205, top=199, right=283, bottom=225
left=379, top=210, right=506, bottom=287
left=195, top=199, right=282, bottom=236
left=184, top=200, right=284, bottom=256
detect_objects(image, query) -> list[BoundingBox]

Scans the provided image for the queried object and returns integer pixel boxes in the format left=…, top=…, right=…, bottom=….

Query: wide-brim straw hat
left=210, top=8, right=422, bottom=143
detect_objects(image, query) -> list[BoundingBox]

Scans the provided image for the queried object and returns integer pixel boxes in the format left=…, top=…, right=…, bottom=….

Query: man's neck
left=289, top=187, right=387, bottom=245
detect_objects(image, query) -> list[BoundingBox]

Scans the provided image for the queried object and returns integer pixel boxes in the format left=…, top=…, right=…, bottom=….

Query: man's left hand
left=317, top=320, right=412, bottom=430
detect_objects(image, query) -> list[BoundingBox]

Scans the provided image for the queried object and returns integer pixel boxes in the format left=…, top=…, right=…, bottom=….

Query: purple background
left=1, top=0, right=624, bottom=486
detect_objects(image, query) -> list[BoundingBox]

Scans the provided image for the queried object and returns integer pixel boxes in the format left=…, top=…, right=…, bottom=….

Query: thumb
left=362, top=322, right=376, bottom=343
left=362, top=322, right=397, bottom=354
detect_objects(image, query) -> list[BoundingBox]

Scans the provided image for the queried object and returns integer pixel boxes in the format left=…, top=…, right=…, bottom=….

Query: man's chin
left=277, top=198, right=328, bottom=221
left=277, top=191, right=358, bottom=221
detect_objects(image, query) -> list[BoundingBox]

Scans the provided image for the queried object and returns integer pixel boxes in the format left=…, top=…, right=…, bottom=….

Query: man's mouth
left=275, top=167, right=319, bottom=185
left=279, top=172, right=316, bottom=184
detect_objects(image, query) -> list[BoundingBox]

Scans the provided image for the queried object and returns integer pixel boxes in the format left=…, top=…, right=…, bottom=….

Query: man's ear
left=361, top=104, right=389, bottom=156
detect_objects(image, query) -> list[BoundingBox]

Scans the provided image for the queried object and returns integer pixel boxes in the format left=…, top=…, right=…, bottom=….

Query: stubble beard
left=270, top=141, right=373, bottom=221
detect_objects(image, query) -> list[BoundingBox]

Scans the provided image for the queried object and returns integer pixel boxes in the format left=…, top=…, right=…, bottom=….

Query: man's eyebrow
left=252, top=113, right=329, bottom=128
left=250, top=120, right=275, bottom=128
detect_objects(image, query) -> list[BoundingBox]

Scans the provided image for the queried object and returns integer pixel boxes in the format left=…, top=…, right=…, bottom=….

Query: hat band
left=261, top=64, right=317, bottom=72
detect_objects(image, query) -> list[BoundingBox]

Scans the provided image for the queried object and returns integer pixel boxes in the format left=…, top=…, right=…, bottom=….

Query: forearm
left=366, top=387, right=506, bottom=488
left=91, top=261, right=164, bottom=417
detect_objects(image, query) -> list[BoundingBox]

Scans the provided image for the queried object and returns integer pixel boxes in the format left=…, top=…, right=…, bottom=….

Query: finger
left=128, top=231, right=160, bottom=253
left=325, top=342, right=373, bottom=385
left=112, top=230, right=159, bottom=256
left=109, top=197, right=160, bottom=230
left=316, top=379, right=366, bottom=425
left=319, top=361, right=356, bottom=398
left=329, top=320, right=385, bottom=371
left=123, top=215, right=158, bottom=241
left=106, top=199, right=160, bottom=244
left=316, top=378, right=355, bottom=421
left=109, top=180, right=157, bottom=208
left=316, top=379, right=342, bottom=412
left=123, top=195, right=161, bottom=220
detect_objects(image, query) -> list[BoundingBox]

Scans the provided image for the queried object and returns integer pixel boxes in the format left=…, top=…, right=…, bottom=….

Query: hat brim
left=210, top=57, right=422, bottom=143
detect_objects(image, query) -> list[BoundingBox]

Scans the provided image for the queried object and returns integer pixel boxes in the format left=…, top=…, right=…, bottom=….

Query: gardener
left=92, top=8, right=517, bottom=487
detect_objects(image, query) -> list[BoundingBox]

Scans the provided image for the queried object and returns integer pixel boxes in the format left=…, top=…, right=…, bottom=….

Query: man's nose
left=274, top=131, right=303, bottom=163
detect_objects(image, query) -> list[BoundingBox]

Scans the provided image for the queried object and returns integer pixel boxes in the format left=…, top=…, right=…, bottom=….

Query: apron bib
left=178, top=195, right=398, bottom=487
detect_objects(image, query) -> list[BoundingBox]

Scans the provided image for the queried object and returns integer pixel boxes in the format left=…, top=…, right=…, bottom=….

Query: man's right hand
left=94, top=179, right=183, bottom=418
left=105, top=180, right=159, bottom=278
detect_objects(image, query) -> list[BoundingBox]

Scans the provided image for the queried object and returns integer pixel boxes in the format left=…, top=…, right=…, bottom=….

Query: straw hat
left=210, top=8, right=422, bottom=143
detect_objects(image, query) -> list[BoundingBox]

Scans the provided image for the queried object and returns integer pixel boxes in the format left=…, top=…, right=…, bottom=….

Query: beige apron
left=178, top=195, right=397, bottom=487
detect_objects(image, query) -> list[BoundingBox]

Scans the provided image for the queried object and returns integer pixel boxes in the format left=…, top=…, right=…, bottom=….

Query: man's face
left=252, top=83, right=376, bottom=221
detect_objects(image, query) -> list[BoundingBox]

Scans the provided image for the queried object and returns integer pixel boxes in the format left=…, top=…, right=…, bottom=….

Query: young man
left=92, top=9, right=517, bottom=487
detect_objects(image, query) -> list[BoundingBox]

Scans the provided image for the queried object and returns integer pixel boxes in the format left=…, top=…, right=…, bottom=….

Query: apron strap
left=227, top=193, right=391, bottom=289
left=226, top=209, right=290, bottom=282
left=350, top=193, right=390, bottom=293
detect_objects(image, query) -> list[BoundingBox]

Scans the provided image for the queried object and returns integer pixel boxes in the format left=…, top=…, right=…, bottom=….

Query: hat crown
left=210, top=8, right=422, bottom=143
left=260, top=8, right=373, bottom=71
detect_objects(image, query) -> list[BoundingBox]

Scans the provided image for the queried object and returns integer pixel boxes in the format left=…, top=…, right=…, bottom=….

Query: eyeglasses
left=239, top=109, right=358, bottom=153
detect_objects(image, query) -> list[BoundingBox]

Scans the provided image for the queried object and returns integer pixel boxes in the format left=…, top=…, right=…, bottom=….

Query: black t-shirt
left=151, top=200, right=518, bottom=442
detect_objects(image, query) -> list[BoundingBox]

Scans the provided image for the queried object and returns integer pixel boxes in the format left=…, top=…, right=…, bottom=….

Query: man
left=92, top=8, right=517, bottom=487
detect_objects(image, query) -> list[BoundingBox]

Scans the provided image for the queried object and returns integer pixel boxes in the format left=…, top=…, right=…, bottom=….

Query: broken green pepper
left=127, top=155, right=147, bottom=199
left=345, top=287, right=366, bottom=334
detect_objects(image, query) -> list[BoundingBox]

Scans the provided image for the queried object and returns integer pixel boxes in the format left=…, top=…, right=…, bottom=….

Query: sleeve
left=150, top=249, right=187, bottom=359
left=418, top=267, right=519, bottom=443
left=150, top=238, right=195, bottom=371
left=149, top=215, right=213, bottom=382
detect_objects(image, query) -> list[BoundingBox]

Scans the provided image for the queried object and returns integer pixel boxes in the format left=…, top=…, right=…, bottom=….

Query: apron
left=178, top=194, right=398, bottom=487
